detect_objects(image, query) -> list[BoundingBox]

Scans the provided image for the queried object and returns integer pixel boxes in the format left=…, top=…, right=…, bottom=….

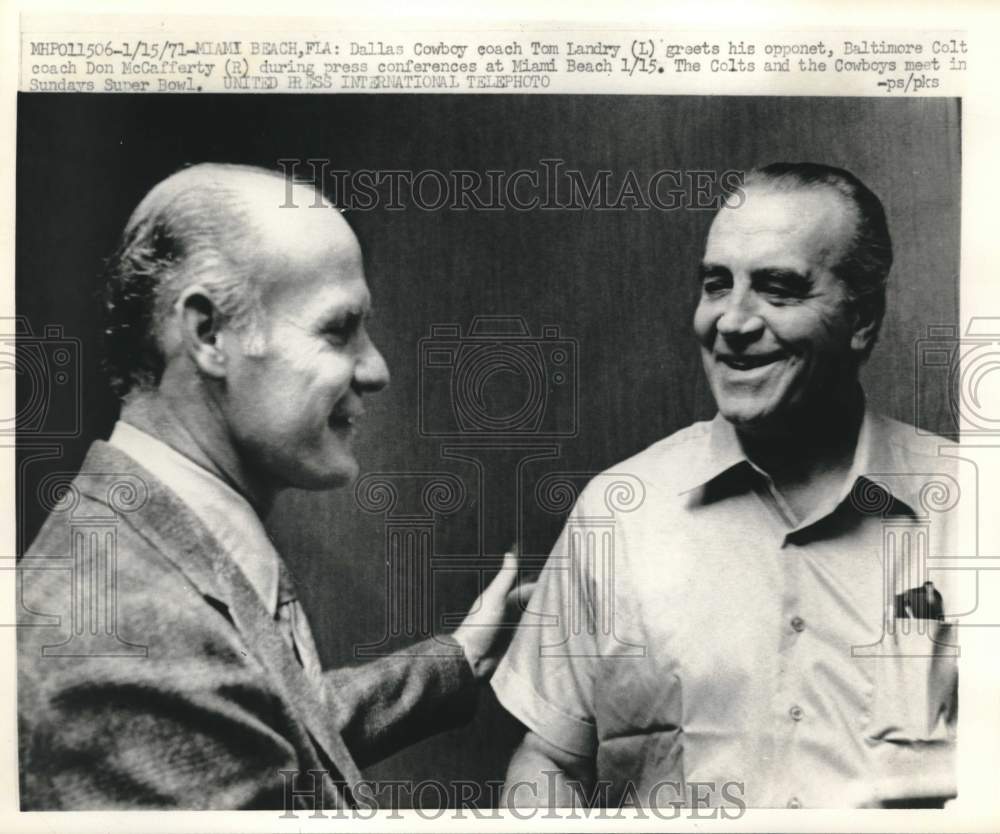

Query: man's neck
left=119, top=387, right=276, bottom=516
left=735, top=387, right=865, bottom=524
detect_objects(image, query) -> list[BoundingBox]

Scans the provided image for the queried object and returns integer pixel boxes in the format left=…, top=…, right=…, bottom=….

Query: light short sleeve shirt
left=492, top=411, right=968, bottom=808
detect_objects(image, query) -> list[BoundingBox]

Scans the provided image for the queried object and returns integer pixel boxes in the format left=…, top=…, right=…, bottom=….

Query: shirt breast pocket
left=861, top=619, right=958, bottom=743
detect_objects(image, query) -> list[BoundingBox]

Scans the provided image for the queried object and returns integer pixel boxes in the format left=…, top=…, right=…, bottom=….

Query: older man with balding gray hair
left=18, top=163, right=531, bottom=810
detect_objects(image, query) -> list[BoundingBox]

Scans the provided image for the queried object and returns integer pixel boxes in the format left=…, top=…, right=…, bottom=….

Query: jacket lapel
left=210, top=552, right=365, bottom=791
left=73, top=441, right=364, bottom=794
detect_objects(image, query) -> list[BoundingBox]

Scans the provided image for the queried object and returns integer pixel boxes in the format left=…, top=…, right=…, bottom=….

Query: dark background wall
left=16, top=94, right=960, bottom=797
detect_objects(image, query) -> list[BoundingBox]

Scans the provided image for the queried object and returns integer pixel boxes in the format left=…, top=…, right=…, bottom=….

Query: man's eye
left=761, top=283, right=801, bottom=300
left=702, top=278, right=730, bottom=296
left=323, top=312, right=363, bottom=343
left=323, top=327, right=349, bottom=345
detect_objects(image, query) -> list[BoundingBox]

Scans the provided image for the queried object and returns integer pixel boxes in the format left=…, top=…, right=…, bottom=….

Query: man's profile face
left=219, top=192, right=389, bottom=490
left=693, top=185, right=863, bottom=434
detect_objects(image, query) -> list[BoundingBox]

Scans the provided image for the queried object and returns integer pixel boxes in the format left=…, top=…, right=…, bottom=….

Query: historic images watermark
left=279, top=770, right=747, bottom=819
left=16, top=471, right=150, bottom=658
left=2, top=316, right=81, bottom=440
left=418, top=317, right=577, bottom=437
left=354, top=314, right=647, bottom=658
left=353, top=317, right=1000, bottom=664
left=915, top=318, right=1000, bottom=437
left=7, top=315, right=148, bottom=657
left=278, top=158, right=747, bottom=212
left=833, top=320, right=1000, bottom=750
left=868, top=319, right=1000, bottom=643
left=6, top=315, right=84, bottom=555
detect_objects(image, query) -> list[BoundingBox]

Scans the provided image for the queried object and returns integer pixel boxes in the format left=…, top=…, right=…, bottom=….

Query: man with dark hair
left=18, top=164, right=531, bottom=809
left=741, top=162, right=893, bottom=359
left=494, top=163, right=962, bottom=808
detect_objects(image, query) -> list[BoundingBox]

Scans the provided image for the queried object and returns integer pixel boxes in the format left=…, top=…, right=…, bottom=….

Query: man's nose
left=716, top=283, right=764, bottom=340
left=354, top=335, right=390, bottom=392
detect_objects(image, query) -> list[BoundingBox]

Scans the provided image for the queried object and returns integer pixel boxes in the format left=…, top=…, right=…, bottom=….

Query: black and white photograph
left=9, top=3, right=1000, bottom=824
left=11, top=88, right=973, bottom=817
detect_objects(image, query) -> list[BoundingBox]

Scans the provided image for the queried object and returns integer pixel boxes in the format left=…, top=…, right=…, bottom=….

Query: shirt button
left=787, top=797, right=802, bottom=809
left=790, top=616, right=805, bottom=632
left=789, top=705, right=804, bottom=721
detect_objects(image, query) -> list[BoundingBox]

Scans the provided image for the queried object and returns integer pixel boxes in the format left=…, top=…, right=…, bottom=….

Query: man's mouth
left=328, top=410, right=363, bottom=429
left=716, top=352, right=784, bottom=371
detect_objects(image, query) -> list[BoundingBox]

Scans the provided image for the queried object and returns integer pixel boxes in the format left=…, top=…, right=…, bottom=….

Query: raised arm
left=325, top=550, right=535, bottom=767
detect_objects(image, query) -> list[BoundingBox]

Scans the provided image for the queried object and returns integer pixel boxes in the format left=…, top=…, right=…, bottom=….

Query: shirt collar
left=676, top=409, right=922, bottom=517
left=675, top=413, right=754, bottom=496
left=840, top=409, right=923, bottom=516
left=108, top=420, right=282, bottom=615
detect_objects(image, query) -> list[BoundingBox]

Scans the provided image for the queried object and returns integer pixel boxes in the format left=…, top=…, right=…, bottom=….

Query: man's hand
left=451, top=548, right=536, bottom=681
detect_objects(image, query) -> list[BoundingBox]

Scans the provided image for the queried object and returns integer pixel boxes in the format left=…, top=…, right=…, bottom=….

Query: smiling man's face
left=694, top=184, right=866, bottom=435
left=218, top=184, right=390, bottom=491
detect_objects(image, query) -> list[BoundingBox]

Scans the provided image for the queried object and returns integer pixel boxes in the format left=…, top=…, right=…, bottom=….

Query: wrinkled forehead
left=705, top=184, right=856, bottom=268
left=233, top=179, right=365, bottom=298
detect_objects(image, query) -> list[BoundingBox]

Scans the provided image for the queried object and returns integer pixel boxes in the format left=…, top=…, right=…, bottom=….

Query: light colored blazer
left=18, top=441, right=476, bottom=810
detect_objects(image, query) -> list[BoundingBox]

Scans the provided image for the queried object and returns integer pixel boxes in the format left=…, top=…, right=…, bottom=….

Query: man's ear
left=178, top=286, right=228, bottom=379
left=849, top=293, right=882, bottom=356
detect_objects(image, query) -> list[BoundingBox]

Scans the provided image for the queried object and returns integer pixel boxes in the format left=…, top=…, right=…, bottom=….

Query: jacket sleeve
left=322, top=635, right=478, bottom=768
left=17, top=549, right=314, bottom=810
left=19, top=648, right=305, bottom=809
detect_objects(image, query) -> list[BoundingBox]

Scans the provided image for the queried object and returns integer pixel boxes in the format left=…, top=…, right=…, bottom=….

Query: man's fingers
left=502, top=547, right=518, bottom=571
left=452, top=548, right=535, bottom=680
left=507, top=580, right=537, bottom=609
left=481, top=550, right=519, bottom=600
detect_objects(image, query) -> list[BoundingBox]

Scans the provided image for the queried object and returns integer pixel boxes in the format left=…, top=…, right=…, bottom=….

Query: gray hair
left=102, top=163, right=287, bottom=397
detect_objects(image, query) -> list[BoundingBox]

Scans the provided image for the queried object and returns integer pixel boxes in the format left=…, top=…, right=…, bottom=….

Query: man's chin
left=716, top=402, right=784, bottom=437
left=287, top=460, right=359, bottom=491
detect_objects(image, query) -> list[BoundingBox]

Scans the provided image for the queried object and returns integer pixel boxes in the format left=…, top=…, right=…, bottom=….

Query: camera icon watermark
left=916, top=319, right=1000, bottom=436
left=418, top=316, right=577, bottom=437
left=17, top=472, right=149, bottom=657
left=1, top=316, right=81, bottom=438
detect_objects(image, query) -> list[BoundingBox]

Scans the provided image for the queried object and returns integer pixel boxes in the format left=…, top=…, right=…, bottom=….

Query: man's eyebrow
left=318, top=304, right=368, bottom=327
left=698, top=263, right=731, bottom=280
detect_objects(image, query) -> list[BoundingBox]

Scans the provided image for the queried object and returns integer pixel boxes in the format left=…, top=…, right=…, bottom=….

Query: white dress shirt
left=108, top=420, right=322, bottom=680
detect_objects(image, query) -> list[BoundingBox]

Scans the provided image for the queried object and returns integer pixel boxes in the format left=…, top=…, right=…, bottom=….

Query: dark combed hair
left=745, top=162, right=893, bottom=358
left=101, top=163, right=285, bottom=398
